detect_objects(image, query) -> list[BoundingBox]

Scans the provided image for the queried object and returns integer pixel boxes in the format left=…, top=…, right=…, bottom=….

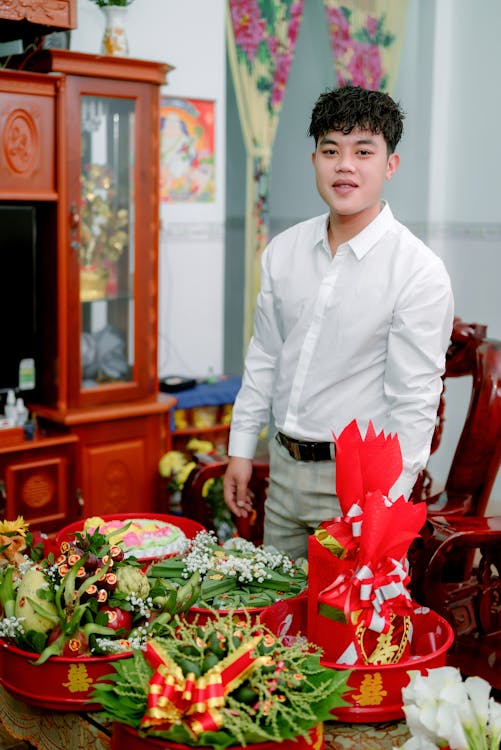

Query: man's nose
left=336, top=153, right=354, bottom=171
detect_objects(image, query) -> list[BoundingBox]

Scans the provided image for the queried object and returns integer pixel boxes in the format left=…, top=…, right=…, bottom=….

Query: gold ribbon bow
left=141, top=635, right=268, bottom=736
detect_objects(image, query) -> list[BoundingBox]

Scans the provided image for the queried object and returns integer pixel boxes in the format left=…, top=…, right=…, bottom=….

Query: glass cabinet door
left=79, top=95, right=135, bottom=391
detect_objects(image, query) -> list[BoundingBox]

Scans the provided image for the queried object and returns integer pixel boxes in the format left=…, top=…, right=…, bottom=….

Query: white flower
left=487, top=698, right=501, bottom=750
left=401, top=667, right=501, bottom=750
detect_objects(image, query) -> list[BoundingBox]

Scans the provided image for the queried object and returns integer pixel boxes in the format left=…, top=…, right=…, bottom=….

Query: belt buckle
left=289, top=441, right=302, bottom=461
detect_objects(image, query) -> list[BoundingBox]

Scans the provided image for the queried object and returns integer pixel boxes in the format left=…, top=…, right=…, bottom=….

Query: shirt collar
left=313, top=202, right=395, bottom=258
left=346, top=201, right=394, bottom=259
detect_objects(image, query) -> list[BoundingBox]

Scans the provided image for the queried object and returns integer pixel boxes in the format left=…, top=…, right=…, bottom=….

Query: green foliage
left=93, top=612, right=351, bottom=748
left=89, top=0, right=134, bottom=8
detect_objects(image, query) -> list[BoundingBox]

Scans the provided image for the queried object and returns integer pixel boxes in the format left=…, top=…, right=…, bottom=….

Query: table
left=168, top=376, right=242, bottom=453
left=0, top=685, right=410, bottom=750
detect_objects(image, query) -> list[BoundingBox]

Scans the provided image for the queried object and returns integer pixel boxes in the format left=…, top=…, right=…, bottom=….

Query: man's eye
left=358, top=150, right=371, bottom=156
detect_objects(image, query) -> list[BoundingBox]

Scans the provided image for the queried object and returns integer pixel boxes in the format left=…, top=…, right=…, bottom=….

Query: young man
left=223, top=86, right=454, bottom=560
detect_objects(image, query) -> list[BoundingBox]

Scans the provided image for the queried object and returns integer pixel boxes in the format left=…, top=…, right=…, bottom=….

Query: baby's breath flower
left=0, top=616, right=25, bottom=639
left=125, top=593, right=153, bottom=618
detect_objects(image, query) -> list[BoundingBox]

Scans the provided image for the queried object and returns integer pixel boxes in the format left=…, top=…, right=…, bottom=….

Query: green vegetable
left=14, top=568, right=58, bottom=634
left=0, top=565, right=17, bottom=618
left=116, top=566, right=150, bottom=598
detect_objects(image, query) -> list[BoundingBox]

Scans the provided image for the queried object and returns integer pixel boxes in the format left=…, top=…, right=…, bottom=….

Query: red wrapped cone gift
left=307, top=420, right=427, bottom=664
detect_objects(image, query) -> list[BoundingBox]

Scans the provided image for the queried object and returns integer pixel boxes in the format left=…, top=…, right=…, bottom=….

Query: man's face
left=311, top=127, right=399, bottom=224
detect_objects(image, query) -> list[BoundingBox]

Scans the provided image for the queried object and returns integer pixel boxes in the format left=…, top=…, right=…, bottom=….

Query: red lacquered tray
left=0, top=639, right=131, bottom=711
left=54, top=513, right=205, bottom=563
left=261, top=597, right=455, bottom=723
left=111, top=721, right=324, bottom=750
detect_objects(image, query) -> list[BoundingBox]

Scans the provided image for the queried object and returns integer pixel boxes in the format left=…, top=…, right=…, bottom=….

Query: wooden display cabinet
left=0, top=51, right=176, bottom=522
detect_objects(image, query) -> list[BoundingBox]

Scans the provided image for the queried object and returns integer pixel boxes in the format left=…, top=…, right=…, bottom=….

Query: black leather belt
left=276, top=431, right=335, bottom=462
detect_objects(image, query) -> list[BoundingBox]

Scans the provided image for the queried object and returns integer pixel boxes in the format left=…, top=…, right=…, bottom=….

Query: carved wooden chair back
left=414, top=317, right=501, bottom=518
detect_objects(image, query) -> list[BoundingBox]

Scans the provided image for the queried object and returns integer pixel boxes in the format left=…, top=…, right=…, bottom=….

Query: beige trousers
left=263, top=436, right=341, bottom=560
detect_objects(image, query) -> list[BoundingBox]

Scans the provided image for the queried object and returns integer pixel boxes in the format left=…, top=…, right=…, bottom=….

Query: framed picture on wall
left=159, top=97, right=215, bottom=203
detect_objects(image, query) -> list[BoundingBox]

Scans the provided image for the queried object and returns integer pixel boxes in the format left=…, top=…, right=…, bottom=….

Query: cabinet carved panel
left=0, top=86, right=56, bottom=197
left=0, top=437, right=78, bottom=533
left=0, top=0, right=76, bottom=33
left=83, top=439, right=147, bottom=516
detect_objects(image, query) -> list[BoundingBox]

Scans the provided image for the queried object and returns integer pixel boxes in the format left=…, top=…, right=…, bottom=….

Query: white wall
left=73, top=0, right=500, bottom=512
left=72, top=0, right=227, bottom=380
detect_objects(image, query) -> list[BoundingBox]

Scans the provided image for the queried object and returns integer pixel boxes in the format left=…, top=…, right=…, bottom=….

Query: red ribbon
left=140, top=636, right=267, bottom=736
left=318, top=557, right=412, bottom=635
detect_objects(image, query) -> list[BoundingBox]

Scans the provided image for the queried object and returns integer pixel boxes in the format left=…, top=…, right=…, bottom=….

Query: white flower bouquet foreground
left=399, top=666, right=501, bottom=750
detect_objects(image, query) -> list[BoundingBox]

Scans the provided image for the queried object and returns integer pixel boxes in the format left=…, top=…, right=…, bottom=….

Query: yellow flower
left=158, top=451, right=188, bottom=478
left=186, top=438, right=214, bottom=454
left=0, top=515, right=29, bottom=537
left=202, top=478, right=215, bottom=498
left=175, top=461, right=197, bottom=488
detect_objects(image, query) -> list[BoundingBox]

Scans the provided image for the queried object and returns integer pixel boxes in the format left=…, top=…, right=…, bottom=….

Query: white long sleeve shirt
left=228, top=203, right=454, bottom=499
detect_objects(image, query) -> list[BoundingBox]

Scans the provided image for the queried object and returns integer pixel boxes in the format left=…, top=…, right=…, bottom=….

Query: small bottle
left=5, top=389, right=17, bottom=426
left=16, top=397, right=29, bottom=426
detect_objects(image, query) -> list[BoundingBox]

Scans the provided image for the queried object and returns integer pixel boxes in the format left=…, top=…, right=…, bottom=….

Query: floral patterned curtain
left=323, top=0, right=409, bottom=93
left=226, top=0, right=304, bottom=346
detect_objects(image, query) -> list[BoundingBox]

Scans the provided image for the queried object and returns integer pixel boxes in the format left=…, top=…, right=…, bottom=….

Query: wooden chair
left=412, top=317, right=501, bottom=517
left=413, top=515, right=501, bottom=689
left=180, top=458, right=269, bottom=545
left=408, top=318, right=501, bottom=686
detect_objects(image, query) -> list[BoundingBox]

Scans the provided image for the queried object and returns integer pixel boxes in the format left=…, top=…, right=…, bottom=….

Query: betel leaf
left=91, top=613, right=351, bottom=749
left=17, top=628, right=48, bottom=655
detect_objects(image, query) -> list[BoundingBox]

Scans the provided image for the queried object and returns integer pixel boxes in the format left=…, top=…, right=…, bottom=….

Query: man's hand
left=223, top=457, right=253, bottom=517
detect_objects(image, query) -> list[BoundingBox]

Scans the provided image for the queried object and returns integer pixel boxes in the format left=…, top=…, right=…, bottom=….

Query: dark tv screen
left=0, top=205, right=37, bottom=394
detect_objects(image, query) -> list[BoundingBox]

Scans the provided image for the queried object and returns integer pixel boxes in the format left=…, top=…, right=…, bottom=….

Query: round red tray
left=0, top=639, right=131, bottom=711
left=186, top=604, right=266, bottom=625
left=54, top=513, right=206, bottom=563
left=261, top=597, right=455, bottom=723
left=111, top=721, right=324, bottom=750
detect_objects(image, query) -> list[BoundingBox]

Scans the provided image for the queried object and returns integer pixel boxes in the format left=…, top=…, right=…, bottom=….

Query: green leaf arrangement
left=147, top=532, right=308, bottom=611
left=92, top=611, right=351, bottom=749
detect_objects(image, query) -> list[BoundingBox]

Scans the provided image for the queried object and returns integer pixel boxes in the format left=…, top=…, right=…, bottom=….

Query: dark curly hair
left=308, top=86, right=405, bottom=154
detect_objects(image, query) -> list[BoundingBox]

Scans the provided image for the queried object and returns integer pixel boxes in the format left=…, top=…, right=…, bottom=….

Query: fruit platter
left=55, top=512, right=205, bottom=564
left=0, top=515, right=204, bottom=710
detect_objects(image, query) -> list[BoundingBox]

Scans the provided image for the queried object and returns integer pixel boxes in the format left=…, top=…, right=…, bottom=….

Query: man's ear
left=386, top=152, right=400, bottom=180
left=311, top=151, right=317, bottom=167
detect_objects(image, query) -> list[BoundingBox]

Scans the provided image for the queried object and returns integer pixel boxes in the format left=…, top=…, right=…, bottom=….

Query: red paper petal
left=333, top=421, right=403, bottom=508
left=358, top=492, right=427, bottom=564
left=358, top=428, right=403, bottom=497
left=332, top=420, right=365, bottom=512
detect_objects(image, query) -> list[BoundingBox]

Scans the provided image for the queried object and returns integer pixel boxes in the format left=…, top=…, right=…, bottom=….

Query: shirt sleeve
left=228, top=244, right=284, bottom=459
left=383, top=256, right=454, bottom=500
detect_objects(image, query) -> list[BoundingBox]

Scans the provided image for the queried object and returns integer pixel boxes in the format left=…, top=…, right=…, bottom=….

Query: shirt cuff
left=228, top=430, right=259, bottom=459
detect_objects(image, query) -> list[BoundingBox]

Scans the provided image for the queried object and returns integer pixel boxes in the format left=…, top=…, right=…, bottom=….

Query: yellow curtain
left=323, top=0, right=409, bottom=94
left=226, top=0, right=304, bottom=348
